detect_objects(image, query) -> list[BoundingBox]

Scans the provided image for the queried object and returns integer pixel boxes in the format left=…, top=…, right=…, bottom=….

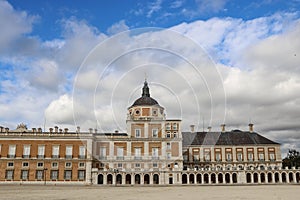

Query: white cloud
left=147, top=0, right=163, bottom=18
left=107, top=20, right=129, bottom=35
left=0, top=1, right=38, bottom=53
left=195, top=0, right=228, bottom=13
left=44, top=94, right=74, bottom=125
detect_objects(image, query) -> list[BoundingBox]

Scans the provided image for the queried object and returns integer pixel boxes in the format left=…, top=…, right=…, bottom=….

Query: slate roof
left=182, top=130, right=279, bottom=146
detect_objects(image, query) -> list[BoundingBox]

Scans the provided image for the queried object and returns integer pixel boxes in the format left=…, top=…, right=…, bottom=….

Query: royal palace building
left=0, top=80, right=299, bottom=185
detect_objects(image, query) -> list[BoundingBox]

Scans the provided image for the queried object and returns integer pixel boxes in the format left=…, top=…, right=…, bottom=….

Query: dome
left=132, top=96, right=159, bottom=106
left=130, top=80, right=160, bottom=107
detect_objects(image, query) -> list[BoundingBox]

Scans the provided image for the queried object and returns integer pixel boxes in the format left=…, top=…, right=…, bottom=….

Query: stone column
left=272, top=173, right=275, bottom=184
left=132, top=174, right=135, bottom=185
left=150, top=173, right=153, bottom=185
left=187, top=174, right=190, bottom=184
left=122, top=173, right=126, bottom=185
left=112, top=174, right=116, bottom=185
left=230, top=174, right=233, bottom=184
left=194, top=174, right=197, bottom=184
left=104, top=173, right=107, bottom=185
left=141, top=174, right=144, bottom=185
left=293, top=173, right=297, bottom=183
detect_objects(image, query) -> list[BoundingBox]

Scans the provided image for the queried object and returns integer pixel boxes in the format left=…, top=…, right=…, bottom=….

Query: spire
left=142, top=79, right=150, bottom=97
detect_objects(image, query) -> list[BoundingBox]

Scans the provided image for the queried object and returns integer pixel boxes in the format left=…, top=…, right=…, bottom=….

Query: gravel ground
left=0, top=185, right=298, bottom=200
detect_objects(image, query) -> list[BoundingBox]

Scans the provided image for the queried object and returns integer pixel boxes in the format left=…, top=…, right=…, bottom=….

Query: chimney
left=59, top=128, right=63, bottom=133
left=38, top=128, right=42, bottom=133
left=249, top=123, right=254, bottom=133
left=115, top=130, right=119, bottom=134
left=54, top=126, right=58, bottom=133
left=207, top=126, right=212, bottom=132
left=32, top=128, right=36, bottom=133
left=0, top=126, right=3, bottom=132
left=89, top=128, right=93, bottom=134
left=76, top=126, right=80, bottom=133
left=5, top=127, right=9, bottom=133
left=64, top=128, right=69, bottom=133
left=94, top=129, right=98, bottom=134
left=221, top=124, right=226, bottom=132
left=49, top=128, right=53, bottom=133
left=190, top=125, right=195, bottom=132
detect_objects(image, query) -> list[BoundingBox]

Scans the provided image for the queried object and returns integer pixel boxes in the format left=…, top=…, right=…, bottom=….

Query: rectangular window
left=215, top=153, right=221, bottom=161
left=21, top=170, right=29, bottom=180
left=153, top=163, right=158, bottom=168
left=166, top=123, right=171, bottom=130
left=167, top=143, right=171, bottom=150
left=117, top=147, right=124, bottom=160
left=259, top=153, right=264, bottom=161
left=0, top=144, right=2, bottom=157
left=135, top=163, right=141, bottom=168
left=172, top=123, right=177, bottom=130
left=52, top=145, right=59, bottom=158
left=38, top=145, right=45, bottom=158
left=79, top=146, right=86, bottom=159
left=100, top=147, right=106, bottom=159
left=269, top=153, right=275, bottom=161
left=166, top=133, right=171, bottom=138
left=152, top=129, right=158, bottom=138
left=8, top=145, right=16, bottom=158
left=226, top=153, right=232, bottom=161
left=64, top=170, right=72, bottom=180
left=36, top=170, right=44, bottom=180
left=6, top=170, right=14, bottom=180
left=135, top=129, right=141, bottom=138
left=204, top=149, right=210, bottom=161
left=152, top=147, right=159, bottom=158
left=79, top=162, right=85, bottom=168
left=37, top=162, right=44, bottom=168
left=7, top=162, right=14, bottom=167
left=78, top=170, right=85, bottom=180
left=23, top=145, right=30, bottom=158
left=117, top=163, right=122, bottom=168
left=52, top=162, right=58, bottom=168
left=65, top=146, right=73, bottom=159
left=51, top=170, right=58, bottom=180
left=248, top=152, right=254, bottom=161
left=237, top=153, right=243, bottom=161
left=22, top=162, right=29, bottom=167
left=65, top=162, right=72, bottom=168
left=134, top=147, right=141, bottom=160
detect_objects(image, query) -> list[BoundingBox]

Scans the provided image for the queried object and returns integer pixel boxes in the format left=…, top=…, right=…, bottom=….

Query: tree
left=282, top=149, right=300, bottom=168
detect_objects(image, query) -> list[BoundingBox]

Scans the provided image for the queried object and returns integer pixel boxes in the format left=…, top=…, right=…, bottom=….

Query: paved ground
left=0, top=185, right=298, bottom=200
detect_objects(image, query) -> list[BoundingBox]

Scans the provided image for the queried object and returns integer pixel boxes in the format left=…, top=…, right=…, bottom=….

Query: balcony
left=65, top=155, right=73, bottom=159
left=52, top=155, right=59, bottom=159
left=116, top=156, right=124, bottom=160
left=22, top=155, right=30, bottom=158
left=151, top=156, right=160, bottom=160
left=78, top=155, right=86, bottom=159
left=134, top=156, right=142, bottom=160
left=7, top=154, right=15, bottom=158
left=37, top=155, right=45, bottom=159
left=99, top=156, right=107, bottom=160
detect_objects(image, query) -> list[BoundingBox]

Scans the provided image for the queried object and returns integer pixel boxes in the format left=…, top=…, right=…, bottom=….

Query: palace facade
left=0, top=80, right=299, bottom=185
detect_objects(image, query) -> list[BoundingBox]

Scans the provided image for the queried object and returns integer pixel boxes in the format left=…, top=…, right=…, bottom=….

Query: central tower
left=127, top=80, right=165, bottom=122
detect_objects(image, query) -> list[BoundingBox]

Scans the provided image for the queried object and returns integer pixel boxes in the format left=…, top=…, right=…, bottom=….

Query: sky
left=0, top=0, right=300, bottom=156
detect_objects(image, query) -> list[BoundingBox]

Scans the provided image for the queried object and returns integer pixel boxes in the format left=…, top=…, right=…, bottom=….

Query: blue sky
left=8, top=0, right=300, bottom=39
left=1, top=0, right=300, bottom=155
